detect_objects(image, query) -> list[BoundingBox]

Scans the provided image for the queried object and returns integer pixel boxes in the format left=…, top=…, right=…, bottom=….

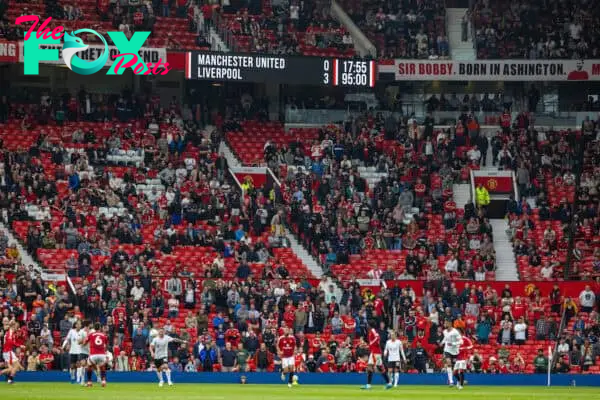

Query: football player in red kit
left=361, top=322, right=391, bottom=390
left=277, top=328, right=297, bottom=387
left=453, top=331, right=473, bottom=390
left=84, top=324, right=109, bottom=387
left=1, top=320, right=22, bottom=384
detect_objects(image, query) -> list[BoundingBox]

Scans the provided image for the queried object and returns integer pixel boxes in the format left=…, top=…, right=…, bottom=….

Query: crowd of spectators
left=480, top=111, right=600, bottom=281
left=0, top=0, right=209, bottom=49
left=0, top=86, right=599, bottom=376
left=340, top=0, right=448, bottom=59
left=250, top=110, right=499, bottom=282
left=422, top=91, right=522, bottom=114
left=213, top=1, right=354, bottom=56
left=471, top=0, right=600, bottom=59
left=1, top=251, right=600, bottom=374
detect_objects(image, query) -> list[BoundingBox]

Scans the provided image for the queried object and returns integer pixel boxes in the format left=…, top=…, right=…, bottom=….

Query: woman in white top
left=540, top=262, right=554, bottom=279
left=428, top=308, right=439, bottom=326
left=557, top=338, right=570, bottom=355
left=444, top=255, right=458, bottom=273
left=513, top=317, right=527, bottom=345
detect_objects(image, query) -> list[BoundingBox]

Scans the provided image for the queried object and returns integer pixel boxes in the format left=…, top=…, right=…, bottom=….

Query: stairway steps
left=446, top=8, right=476, bottom=60
left=489, top=219, right=519, bottom=281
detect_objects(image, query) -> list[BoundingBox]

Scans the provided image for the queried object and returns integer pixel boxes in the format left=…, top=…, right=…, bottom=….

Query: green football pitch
left=1, top=383, right=597, bottom=400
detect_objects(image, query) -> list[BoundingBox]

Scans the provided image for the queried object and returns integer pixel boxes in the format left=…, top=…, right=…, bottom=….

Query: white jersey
left=384, top=339, right=406, bottom=362
left=442, top=328, right=462, bottom=356
left=79, top=330, right=89, bottom=355
left=151, top=335, right=174, bottom=359
left=64, top=329, right=86, bottom=354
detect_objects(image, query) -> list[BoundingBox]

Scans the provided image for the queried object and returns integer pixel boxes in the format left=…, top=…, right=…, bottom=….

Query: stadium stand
left=0, top=0, right=600, bottom=378
left=211, top=1, right=355, bottom=57
left=1, top=0, right=209, bottom=49
left=226, top=112, right=497, bottom=282
left=338, top=0, right=448, bottom=59
left=486, top=113, right=600, bottom=282
left=470, top=0, right=600, bottom=59
left=0, top=87, right=598, bottom=377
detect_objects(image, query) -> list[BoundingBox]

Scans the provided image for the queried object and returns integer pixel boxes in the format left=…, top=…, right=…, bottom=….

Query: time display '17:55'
left=341, top=60, right=369, bottom=74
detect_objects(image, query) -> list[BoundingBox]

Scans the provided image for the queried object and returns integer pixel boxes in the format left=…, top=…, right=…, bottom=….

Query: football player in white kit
left=62, top=321, right=86, bottom=384
left=384, top=331, right=407, bottom=387
left=441, top=320, right=462, bottom=387
left=150, top=328, right=187, bottom=387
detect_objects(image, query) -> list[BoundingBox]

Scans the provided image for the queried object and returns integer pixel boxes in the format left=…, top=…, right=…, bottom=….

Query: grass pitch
left=1, top=383, right=597, bottom=400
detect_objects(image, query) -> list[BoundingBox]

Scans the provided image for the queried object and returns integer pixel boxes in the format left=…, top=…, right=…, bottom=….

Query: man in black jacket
left=215, top=152, right=228, bottom=182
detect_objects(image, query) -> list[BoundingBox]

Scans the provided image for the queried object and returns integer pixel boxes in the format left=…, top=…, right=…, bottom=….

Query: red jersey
left=341, top=315, right=356, bottom=334
left=373, top=298, right=384, bottom=316
left=294, top=354, right=305, bottom=370
left=39, top=352, right=54, bottom=365
left=368, top=329, right=381, bottom=355
left=277, top=335, right=296, bottom=358
left=512, top=303, right=526, bottom=320
left=134, top=12, right=143, bottom=25
left=2, top=329, right=15, bottom=352
left=112, top=306, right=126, bottom=323
left=225, top=328, right=241, bottom=347
left=88, top=332, right=108, bottom=355
left=319, top=353, right=336, bottom=372
left=310, top=337, right=323, bottom=354
left=283, top=310, right=295, bottom=325
left=457, top=337, right=473, bottom=360
left=356, top=358, right=368, bottom=372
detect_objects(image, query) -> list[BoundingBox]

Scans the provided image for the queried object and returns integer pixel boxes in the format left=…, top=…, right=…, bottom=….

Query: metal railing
left=210, top=11, right=239, bottom=52
left=548, top=305, right=569, bottom=383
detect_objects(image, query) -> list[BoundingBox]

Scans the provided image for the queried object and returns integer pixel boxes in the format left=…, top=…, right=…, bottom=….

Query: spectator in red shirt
left=38, top=345, right=54, bottom=371
left=316, top=348, right=336, bottom=372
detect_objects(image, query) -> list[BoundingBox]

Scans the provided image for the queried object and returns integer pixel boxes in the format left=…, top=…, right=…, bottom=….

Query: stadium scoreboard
left=185, top=52, right=376, bottom=88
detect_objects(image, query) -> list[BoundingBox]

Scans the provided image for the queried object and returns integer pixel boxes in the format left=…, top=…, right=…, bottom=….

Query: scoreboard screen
left=185, top=52, right=376, bottom=88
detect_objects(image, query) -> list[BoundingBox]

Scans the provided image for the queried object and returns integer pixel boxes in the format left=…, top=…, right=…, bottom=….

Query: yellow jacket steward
left=476, top=186, right=490, bottom=206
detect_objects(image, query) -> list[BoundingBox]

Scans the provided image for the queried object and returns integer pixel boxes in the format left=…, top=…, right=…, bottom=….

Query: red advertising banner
left=474, top=175, right=513, bottom=194
left=0, top=40, right=19, bottom=63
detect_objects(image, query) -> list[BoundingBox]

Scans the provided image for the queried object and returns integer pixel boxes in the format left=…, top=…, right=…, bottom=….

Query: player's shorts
left=89, top=354, right=107, bottom=365
left=386, top=360, right=401, bottom=369
left=281, top=356, right=295, bottom=369
left=2, top=351, right=16, bottom=365
left=154, top=358, right=168, bottom=369
left=453, top=360, right=467, bottom=371
left=444, top=352, right=458, bottom=364
left=70, top=353, right=88, bottom=365
left=368, top=353, right=383, bottom=366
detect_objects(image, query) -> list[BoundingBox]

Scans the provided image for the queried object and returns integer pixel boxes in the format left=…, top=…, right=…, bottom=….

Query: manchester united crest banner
left=474, top=175, right=513, bottom=193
